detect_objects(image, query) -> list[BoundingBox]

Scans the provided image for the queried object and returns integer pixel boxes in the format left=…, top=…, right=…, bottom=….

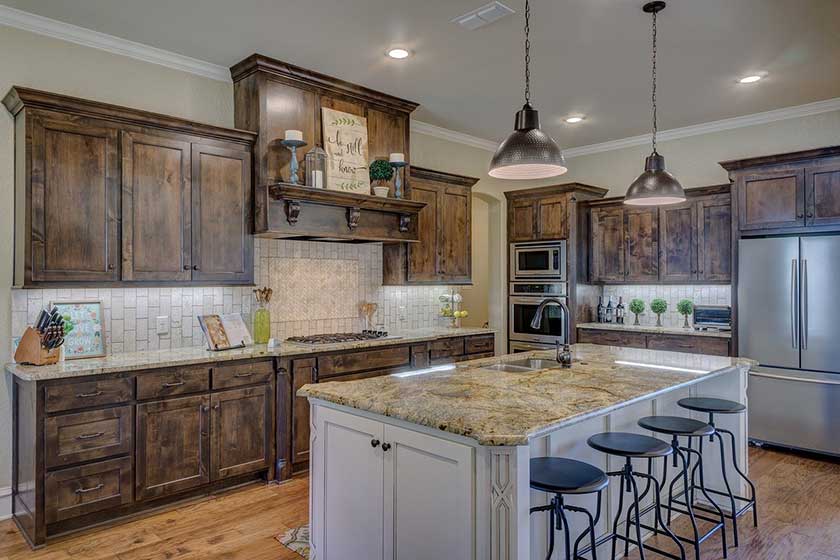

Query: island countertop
left=299, top=343, right=753, bottom=446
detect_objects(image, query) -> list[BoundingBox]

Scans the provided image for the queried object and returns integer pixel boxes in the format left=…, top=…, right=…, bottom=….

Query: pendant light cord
left=524, top=0, right=531, bottom=105
left=651, top=7, right=658, bottom=153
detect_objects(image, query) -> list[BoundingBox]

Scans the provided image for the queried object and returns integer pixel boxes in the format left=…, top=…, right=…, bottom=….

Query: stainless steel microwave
left=510, top=240, right=566, bottom=281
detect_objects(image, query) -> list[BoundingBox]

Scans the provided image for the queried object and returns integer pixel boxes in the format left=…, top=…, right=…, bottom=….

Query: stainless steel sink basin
left=483, top=363, right=535, bottom=373
left=483, top=358, right=562, bottom=373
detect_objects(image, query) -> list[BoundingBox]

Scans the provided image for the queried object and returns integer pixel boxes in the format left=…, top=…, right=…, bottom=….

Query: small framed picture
left=50, top=301, right=106, bottom=360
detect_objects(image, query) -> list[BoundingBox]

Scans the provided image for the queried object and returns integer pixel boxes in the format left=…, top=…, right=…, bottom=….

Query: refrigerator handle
left=791, top=259, right=799, bottom=349
left=801, top=259, right=808, bottom=350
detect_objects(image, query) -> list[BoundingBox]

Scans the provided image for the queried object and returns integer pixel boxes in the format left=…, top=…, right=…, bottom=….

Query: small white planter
left=373, top=186, right=390, bottom=198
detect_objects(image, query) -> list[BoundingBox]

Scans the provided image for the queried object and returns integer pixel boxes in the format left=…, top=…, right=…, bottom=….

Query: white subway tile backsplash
left=601, top=284, right=731, bottom=328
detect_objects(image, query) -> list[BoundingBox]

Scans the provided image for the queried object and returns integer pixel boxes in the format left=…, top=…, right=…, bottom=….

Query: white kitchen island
left=299, top=344, right=753, bottom=560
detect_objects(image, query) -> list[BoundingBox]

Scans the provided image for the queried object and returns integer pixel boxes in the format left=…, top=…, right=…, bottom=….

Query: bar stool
left=582, top=432, right=686, bottom=560
left=637, top=416, right=728, bottom=560
left=677, top=397, right=757, bottom=547
left=529, top=457, right=608, bottom=560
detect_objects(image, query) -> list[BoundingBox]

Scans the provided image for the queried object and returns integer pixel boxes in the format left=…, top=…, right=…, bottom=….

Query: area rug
left=277, top=525, right=309, bottom=558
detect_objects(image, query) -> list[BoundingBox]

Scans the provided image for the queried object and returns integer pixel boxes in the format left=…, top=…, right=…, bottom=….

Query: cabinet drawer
left=430, top=337, right=465, bottom=360
left=318, top=347, right=411, bottom=379
left=646, top=334, right=730, bottom=356
left=465, top=335, right=494, bottom=355
left=458, top=352, right=494, bottom=362
left=45, top=377, right=133, bottom=413
left=137, top=366, right=210, bottom=400
left=45, top=406, right=133, bottom=468
left=213, top=360, right=274, bottom=389
left=411, top=344, right=430, bottom=369
left=577, top=329, right=647, bottom=349
left=45, top=456, right=132, bottom=524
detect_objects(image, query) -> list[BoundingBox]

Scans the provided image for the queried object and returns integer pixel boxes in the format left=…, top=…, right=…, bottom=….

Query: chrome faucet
left=530, top=297, right=572, bottom=367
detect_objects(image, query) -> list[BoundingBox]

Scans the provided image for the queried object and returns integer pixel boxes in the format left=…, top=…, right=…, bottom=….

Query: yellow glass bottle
left=253, top=303, right=271, bottom=344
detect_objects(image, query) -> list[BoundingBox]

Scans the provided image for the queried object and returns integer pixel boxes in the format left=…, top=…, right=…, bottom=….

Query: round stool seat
left=638, top=415, right=714, bottom=437
left=678, top=397, right=746, bottom=414
left=587, top=432, right=673, bottom=458
left=530, top=457, right=609, bottom=494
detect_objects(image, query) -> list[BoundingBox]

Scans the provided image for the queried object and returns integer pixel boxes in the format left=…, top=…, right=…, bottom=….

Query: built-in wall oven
left=508, top=281, right=567, bottom=349
left=510, top=240, right=566, bottom=281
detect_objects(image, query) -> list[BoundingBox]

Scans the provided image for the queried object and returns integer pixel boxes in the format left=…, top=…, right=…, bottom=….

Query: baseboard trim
left=0, top=486, right=12, bottom=521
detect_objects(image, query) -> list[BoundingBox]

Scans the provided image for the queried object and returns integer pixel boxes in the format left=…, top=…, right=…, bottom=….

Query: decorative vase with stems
left=629, top=299, right=645, bottom=326
left=650, top=298, right=667, bottom=327
left=677, top=299, right=694, bottom=329
left=253, top=288, right=273, bottom=344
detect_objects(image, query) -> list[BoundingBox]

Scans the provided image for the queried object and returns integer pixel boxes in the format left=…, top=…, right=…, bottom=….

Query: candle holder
left=390, top=160, right=407, bottom=199
left=280, top=139, right=307, bottom=185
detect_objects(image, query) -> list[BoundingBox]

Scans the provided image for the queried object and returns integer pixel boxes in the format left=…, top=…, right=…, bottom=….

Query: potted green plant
left=677, top=299, right=694, bottom=329
left=650, top=298, right=668, bottom=327
left=629, top=299, right=645, bottom=326
left=369, top=159, right=393, bottom=197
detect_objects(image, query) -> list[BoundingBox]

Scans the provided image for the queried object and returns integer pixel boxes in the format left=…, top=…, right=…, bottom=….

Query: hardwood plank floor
left=0, top=446, right=837, bottom=559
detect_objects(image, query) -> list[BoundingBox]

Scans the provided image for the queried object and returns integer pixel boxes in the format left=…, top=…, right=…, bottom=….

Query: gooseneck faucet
left=530, top=297, right=572, bottom=367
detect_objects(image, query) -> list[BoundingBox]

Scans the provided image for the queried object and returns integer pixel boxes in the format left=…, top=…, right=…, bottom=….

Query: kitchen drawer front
left=330, top=368, right=395, bottom=383
left=318, top=347, right=411, bottom=379
left=646, top=334, right=730, bottom=356
left=45, top=406, right=133, bottom=468
left=459, top=352, right=494, bottom=362
left=213, top=360, right=274, bottom=389
left=465, top=335, right=495, bottom=355
left=136, top=367, right=210, bottom=400
left=577, top=329, right=647, bottom=349
left=430, top=337, right=466, bottom=360
left=45, top=378, right=133, bottom=413
left=45, top=456, right=132, bottom=524
left=410, top=344, right=430, bottom=369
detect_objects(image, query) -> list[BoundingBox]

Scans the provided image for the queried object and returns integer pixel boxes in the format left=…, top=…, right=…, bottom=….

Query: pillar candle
left=389, top=152, right=405, bottom=163
left=285, top=130, right=303, bottom=142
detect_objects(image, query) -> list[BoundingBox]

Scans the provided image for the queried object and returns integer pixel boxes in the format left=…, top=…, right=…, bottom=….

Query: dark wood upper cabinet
left=696, top=195, right=732, bottom=282
left=3, top=87, right=256, bottom=287
left=737, top=169, right=805, bottom=231
left=383, top=167, right=477, bottom=285
left=624, top=207, right=659, bottom=282
left=507, top=194, right=570, bottom=243
left=659, top=201, right=696, bottom=282
left=590, top=206, right=626, bottom=283
left=537, top=195, right=569, bottom=240
left=806, top=162, right=840, bottom=227
left=210, top=385, right=273, bottom=480
left=508, top=200, right=537, bottom=242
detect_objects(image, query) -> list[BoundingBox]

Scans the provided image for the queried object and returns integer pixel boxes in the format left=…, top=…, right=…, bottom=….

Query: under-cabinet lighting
left=614, top=361, right=709, bottom=375
left=392, top=364, right=456, bottom=378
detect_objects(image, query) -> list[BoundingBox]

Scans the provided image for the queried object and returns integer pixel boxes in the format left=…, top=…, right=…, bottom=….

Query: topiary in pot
left=677, top=299, right=694, bottom=329
left=650, top=298, right=668, bottom=327
left=629, top=299, right=645, bottom=326
left=369, top=159, right=394, bottom=188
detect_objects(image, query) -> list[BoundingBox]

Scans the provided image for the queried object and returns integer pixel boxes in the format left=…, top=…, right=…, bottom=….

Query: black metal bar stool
left=580, top=432, right=686, bottom=560
left=676, top=397, right=757, bottom=547
left=637, top=416, right=728, bottom=560
left=529, top=457, right=608, bottom=560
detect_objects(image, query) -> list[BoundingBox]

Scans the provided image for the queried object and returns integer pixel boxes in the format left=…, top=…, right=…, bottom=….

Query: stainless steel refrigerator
left=739, top=235, right=840, bottom=456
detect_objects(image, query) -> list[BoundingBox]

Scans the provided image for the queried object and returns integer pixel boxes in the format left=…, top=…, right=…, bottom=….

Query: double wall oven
left=508, top=240, right=568, bottom=352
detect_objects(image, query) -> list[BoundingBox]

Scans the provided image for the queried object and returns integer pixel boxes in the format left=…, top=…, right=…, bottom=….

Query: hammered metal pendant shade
left=624, top=152, right=686, bottom=205
left=489, top=103, right=567, bottom=180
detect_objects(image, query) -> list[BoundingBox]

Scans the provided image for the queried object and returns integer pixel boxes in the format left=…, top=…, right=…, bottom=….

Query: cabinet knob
left=201, top=405, right=209, bottom=412
left=807, top=211, right=814, bottom=218
left=370, top=439, right=380, bottom=448
left=381, top=442, right=392, bottom=452
left=108, top=264, right=115, bottom=270
left=184, top=264, right=191, bottom=270
left=797, top=212, right=804, bottom=219
left=193, top=265, right=200, bottom=271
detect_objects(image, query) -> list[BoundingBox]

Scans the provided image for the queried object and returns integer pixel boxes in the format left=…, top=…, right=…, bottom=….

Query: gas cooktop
left=285, top=331, right=399, bottom=345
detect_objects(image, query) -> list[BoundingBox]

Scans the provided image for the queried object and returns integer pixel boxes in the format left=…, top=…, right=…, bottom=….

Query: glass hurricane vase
left=253, top=303, right=271, bottom=344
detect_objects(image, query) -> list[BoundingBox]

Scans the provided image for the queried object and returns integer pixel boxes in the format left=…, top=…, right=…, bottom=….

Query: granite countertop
left=577, top=322, right=731, bottom=339
left=299, top=344, right=754, bottom=446
left=6, top=327, right=494, bottom=382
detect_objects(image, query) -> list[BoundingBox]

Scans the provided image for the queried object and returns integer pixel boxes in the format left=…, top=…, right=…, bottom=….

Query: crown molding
left=410, top=120, right=499, bottom=152
left=0, top=5, right=230, bottom=82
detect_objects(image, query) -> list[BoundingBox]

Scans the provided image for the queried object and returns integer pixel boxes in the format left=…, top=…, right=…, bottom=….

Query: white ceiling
left=5, top=0, right=840, bottom=149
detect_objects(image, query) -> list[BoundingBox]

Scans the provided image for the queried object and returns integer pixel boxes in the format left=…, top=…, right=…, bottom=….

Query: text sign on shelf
left=322, top=107, right=370, bottom=194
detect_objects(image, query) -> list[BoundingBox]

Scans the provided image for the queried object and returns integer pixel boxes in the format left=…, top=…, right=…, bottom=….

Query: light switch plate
left=155, top=316, right=169, bottom=336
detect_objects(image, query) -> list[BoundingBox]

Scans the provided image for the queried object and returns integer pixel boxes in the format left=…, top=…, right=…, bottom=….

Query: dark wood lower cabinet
left=211, top=386, right=273, bottom=480
left=577, top=328, right=731, bottom=356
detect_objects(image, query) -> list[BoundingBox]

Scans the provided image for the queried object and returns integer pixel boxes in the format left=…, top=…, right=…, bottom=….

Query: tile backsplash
left=601, top=285, right=731, bottom=328
left=11, top=239, right=454, bottom=356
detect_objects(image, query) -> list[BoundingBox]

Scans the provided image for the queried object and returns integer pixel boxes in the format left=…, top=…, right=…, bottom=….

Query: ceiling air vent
left=451, top=1, right=515, bottom=30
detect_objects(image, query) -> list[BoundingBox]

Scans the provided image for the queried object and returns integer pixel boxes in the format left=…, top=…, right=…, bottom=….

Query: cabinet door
left=439, top=186, right=471, bottom=282
left=312, top=406, right=384, bottom=560
left=136, top=395, right=209, bottom=500
left=536, top=195, right=568, bottom=240
left=659, top=201, right=696, bottom=282
left=191, top=143, right=253, bottom=283
left=738, top=169, right=805, bottom=231
left=624, top=207, right=659, bottom=282
left=407, top=182, right=440, bottom=282
left=29, top=113, right=120, bottom=282
left=383, top=424, right=473, bottom=560
left=508, top=200, right=537, bottom=242
left=590, top=207, right=625, bottom=282
left=806, top=163, right=840, bottom=227
left=291, top=358, right=316, bottom=471
left=696, top=196, right=732, bottom=282
left=121, top=131, right=192, bottom=281
left=211, top=385, right=273, bottom=480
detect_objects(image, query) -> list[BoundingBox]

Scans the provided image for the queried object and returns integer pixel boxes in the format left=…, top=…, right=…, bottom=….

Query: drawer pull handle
left=76, top=391, right=103, bottom=398
left=76, top=432, right=104, bottom=440
left=234, top=372, right=253, bottom=378
left=162, top=380, right=185, bottom=388
left=75, top=483, right=104, bottom=494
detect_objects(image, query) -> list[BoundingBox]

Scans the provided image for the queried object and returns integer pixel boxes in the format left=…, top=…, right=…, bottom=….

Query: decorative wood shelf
left=263, top=183, right=426, bottom=243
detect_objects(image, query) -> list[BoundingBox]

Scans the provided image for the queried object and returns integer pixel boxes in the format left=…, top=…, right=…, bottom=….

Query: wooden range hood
left=231, top=54, right=423, bottom=243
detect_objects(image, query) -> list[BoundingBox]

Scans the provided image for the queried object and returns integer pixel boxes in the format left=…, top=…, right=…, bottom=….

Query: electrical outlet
left=398, top=305, right=407, bottom=322
left=155, top=316, right=169, bottom=336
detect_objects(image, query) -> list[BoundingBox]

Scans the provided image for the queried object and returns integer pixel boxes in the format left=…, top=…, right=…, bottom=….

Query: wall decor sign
left=322, top=107, right=370, bottom=194
left=50, top=301, right=105, bottom=359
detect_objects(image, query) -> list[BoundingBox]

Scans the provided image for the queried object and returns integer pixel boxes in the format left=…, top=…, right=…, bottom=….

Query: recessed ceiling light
left=564, top=115, right=585, bottom=124
left=738, top=74, right=765, bottom=84
left=387, top=48, right=410, bottom=59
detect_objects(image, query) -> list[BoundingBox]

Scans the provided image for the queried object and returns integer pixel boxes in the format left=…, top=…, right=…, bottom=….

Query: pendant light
left=489, top=0, right=567, bottom=180
left=624, top=1, right=686, bottom=206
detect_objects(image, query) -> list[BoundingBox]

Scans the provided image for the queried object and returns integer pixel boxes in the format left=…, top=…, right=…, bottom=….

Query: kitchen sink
left=483, top=358, right=563, bottom=373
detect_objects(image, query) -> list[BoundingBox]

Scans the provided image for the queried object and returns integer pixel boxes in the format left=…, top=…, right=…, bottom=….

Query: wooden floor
left=0, top=446, right=838, bottom=559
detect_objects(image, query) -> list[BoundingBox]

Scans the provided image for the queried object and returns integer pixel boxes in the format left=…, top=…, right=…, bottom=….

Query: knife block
left=14, top=327, right=60, bottom=366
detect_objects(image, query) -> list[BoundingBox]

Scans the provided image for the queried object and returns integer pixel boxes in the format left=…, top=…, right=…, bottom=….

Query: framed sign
left=322, top=107, right=370, bottom=194
left=50, top=301, right=106, bottom=359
